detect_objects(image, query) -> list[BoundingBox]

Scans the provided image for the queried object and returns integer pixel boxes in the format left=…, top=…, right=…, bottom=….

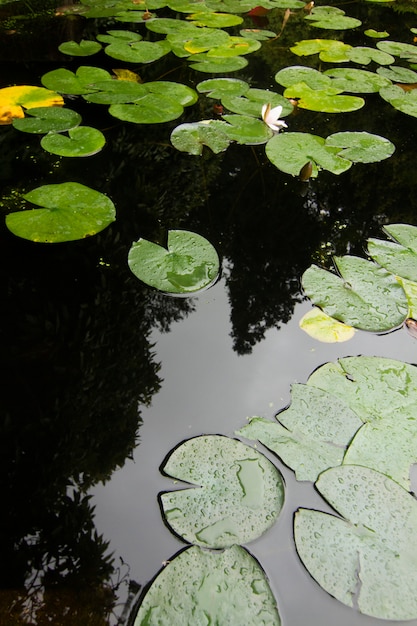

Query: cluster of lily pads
left=300, top=223, right=417, bottom=342
left=133, top=355, right=417, bottom=623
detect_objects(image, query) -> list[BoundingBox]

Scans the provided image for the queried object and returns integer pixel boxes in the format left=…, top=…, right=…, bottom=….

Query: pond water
left=2, top=0, right=417, bottom=624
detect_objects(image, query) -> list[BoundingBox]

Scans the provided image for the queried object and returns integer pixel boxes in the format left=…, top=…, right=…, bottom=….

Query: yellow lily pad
left=0, top=85, right=64, bottom=125
left=299, top=306, right=356, bottom=342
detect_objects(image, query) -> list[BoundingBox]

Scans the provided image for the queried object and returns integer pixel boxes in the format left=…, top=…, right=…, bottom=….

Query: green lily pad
left=188, top=52, right=248, bottom=72
left=283, top=83, right=364, bottom=112
left=222, top=88, right=292, bottom=117
left=346, top=46, right=394, bottom=65
left=167, top=0, right=211, bottom=11
left=114, top=10, right=155, bottom=22
left=160, top=435, right=284, bottom=547
left=171, top=120, right=231, bottom=155
left=183, top=28, right=231, bottom=54
left=325, top=131, right=395, bottom=163
left=240, top=28, right=277, bottom=41
left=82, top=80, right=147, bottom=104
left=40, top=126, right=106, bottom=157
left=104, top=39, right=171, bottom=63
left=144, top=81, right=198, bottom=106
left=305, top=6, right=361, bottom=30
left=323, top=68, right=391, bottom=93
left=307, top=356, right=417, bottom=424
left=206, top=36, right=261, bottom=57
left=134, top=545, right=281, bottom=626
left=302, top=256, right=408, bottom=331
left=6, top=182, right=116, bottom=243
left=376, top=64, right=417, bottom=83
left=58, top=39, right=102, bottom=56
left=364, top=28, right=389, bottom=38
left=299, top=306, right=356, bottom=343
left=221, top=114, right=273, bottom=144
left=188, top=11, right=243, bottom=27
left=275, top=66, right=333, bottom=90
left=12, top=106, right=82, bottom=134
left=237, top=384, right=362, bottom=482
left=197, top=77, right=250, bottom=98
left=295, top=465, right=417, bottom=620
left=145, top=17, right=199, bottom=34
left=367, top=224, right=417, bottom=281
left=109, top=94, right=184, bottom=124
left=265, top=132, right=352, bottom=177
left=290, top=39, right=352, bottom=63
left=377, top=39, right=417, bottom=61
left=41, top=66, right=112, bottom=95
left=399, top=278, right=417, bottom=319
left=379, top=84, right=417, bottom=117
left=96, top=29, right=143, bottom=44
left=128, top=229, right=220, bottom=293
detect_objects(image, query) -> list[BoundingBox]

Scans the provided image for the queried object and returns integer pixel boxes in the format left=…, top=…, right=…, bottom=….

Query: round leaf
left=104, top=39, right=171, bottom=63
left=290, top=39, right=352, bottom=62
left=128, top=229, right=220, bottom=294
left=301, top=256, right=408, bottom=331
left=171, top=120, right=231, bottom=155
left=40, top=126, right=106, bottom=157
left=275, top=65, right=333, bottom=90
left=6, top=182, right=116, bottom=243
left=109, top=94, right=184, bottom=123
left=134, top=545, right=281, bottom=626
left=197, top=77, right=250, bottom=98
left=12, top=106, right=81, bottom=134
left=58, top=39, right=102, bottom=56
left=41, top=66, right=112, bottom=95
left=188, top=53, right=248, bottom=72
left=379, top=84, right=417, bottom=117
left=323, top=67, right=391, bottom=93
left=283, top=83, right=364, bottom=113
left=305, top=6, right=361, bottom=30
left=325, top=131, right=395, bottom=163
left=299, top=306, right=356, bottom=342
left=188, top=11, right=243, bottom=27
left=221, top=114, right=273, bottom=144
left=160, top=435, right=284, bottom=547
left=377, top=64, right=417, bottom=83
left=0, top=85, right=64, bottom=124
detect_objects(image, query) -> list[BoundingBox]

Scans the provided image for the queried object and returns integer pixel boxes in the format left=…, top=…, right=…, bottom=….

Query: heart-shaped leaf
left=134, top=545, right=281, bottom=625
left=368, top=224, right=417, bottom=281
left=197, top=77, right=249, bottom=98
left=160, top=435, right=284, bottom=547
left=40, top=126, right=106, bottom=157
left=295, top=465, right=417, bottom=620
left=6, top=182, right=116, bottom=243
left=305, top=6, right=361, bottom=30
left=12, top=106, right=82, bottom=133
left=323, top=68, right=391, bottom=93
left=58, top=39, right=102, bottom=56
left=128, top=229, right=220, bottom=294
left=41, top=66, right=112, bottom=95
left=109, top=94, right=184, bottom=123
left=283, top=83, right=364, bottom=112
left=171, top=120, right=231, bottom=154
left=379, top=84, right=417, bottom=117
left=290, top=39, right=353, bottom=62
left=325, top=131, right=395, bottom=163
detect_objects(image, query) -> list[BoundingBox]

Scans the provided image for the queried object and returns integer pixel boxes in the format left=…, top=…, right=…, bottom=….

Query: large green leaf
left=379, top=84, right=417, bottom=118
left=6, top=182, right=116, bottom=243
left=222, top=87, right=293, bottom=117
left=283, top=83, right=364, bottom=113
left=197, top=77, right=249, bottom=98
left=301, top=256, right=408, bottom=331
left=325, top=131, right=395, bottom=163
left=275, top=65, right=333, bottom=90
left=188, top=11, right=243, bottom=27
left=134, top=545, right=281, bottom=625
left=128, top=229, right=220, bottom=293
left=171, top=120, right=231, bottom=154
left=160, top=435, right=284, bottom=547
left=104, top=39, right=171, bottom=63
left=41, top=66, right=112, bottom=95
left=377, top=39, right=417, bottom=61
left=290, top=39, right=352, bottom=62
left=40, top=127, right=106, bottom=157
left=12, top=107, right=82, bottom=134
left=109, top=94, right=184, bottom=123
left=376, top=64, right=417, bottom=83
left=58, top=39, right=102, bottom=56
left=323, top=68, right=391, bottom=93
left=304, top=6, right=361, bottom=30
left=82, top=80, right=147, bottom=104
left=237, top=383, right=362, bottom=481
left=188, top=52, right=248, bottom=72
left=368, top=224, right=417, bottom=281
left=295, top=465, right=417, bottom=620
left=265, top=132, right=352, bottom=177
left=346, top=46, right=394, bottom=65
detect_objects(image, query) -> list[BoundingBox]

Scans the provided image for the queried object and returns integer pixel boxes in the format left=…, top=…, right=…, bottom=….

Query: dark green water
left=2, top=0, right=417, bottom=624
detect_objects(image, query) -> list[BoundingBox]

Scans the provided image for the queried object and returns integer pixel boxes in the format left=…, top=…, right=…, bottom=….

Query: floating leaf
left=96, top=29, right=143, bottom=45
left=104, top=39, right=171, bottom=63
left=376, top=64, right=417, bottom=83
left=367, top=223, right=417, bottom=281
left=41, top=66, right=113, bottom=95
left=398, top=277, right=417, bottom=318
left=305, top=6, right=361, bottom=30
left=197, top=77, right=250, bottom=98
left=323, top=68, right=391, bottom=93
left=299, top=306, right=356, bottom=343
left=109, top=94, right=184, bottom=123
left=295, top=465, right=417, bottom=620
left=325, top=131, right=395, bottom=163
left=379, top=84, right=417, bottom=117
left=128, top=230, right=219, bottom=293
left=160, top=435, right=284, bottom=547
left=283, top=83, right=364, bottom=113
left=0, top=85, right=64, bottom=125
left=290, top=39, right=352, bottom=63
left=222, top=88, right=292, bottom=117
left=188, top=52, right=248, bottom=72
left=206, top=36, right=261, bottom=57
left=82, top=80, right=147, bottom=104
left=377, top=39, right=417, bottom=62
left=237, top=384, right=362, bottom=481
left=144, top=81, right=198, bottom=106
left=6, top=182, right=116, bottom=243
left=183, top=28, right=231, bottom=54
left=240, top=28, right=277, bottom=41
left=275, top=65, right=333, bottom=90
left=221, top=114, right=273, bottom=144
left=187, top=11, right=243, bottom=27
left=346, top=45, right=394, bottom=65
left=266, top=132, right=352, bottom=177
left=58, top=39, right=102, bottom=56
left=134, top=545, right=281, bottom=626
left=40, top=126, right=106, bottom=157
left=12, top=106, right=81, bottom=134
left=171, top=120, right=231, bottom=154
left=364, top=28, right=389, bottom=38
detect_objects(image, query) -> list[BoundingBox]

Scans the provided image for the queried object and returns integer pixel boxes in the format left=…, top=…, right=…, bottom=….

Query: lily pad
left=12, top=106, right=82, bottom=134
left=104, top=39, right=171, bottom=63
left=301, top=256, right=408, bottom=331
left=305, top=6, right=361, bottom=30
left=222, top=88, right=292, bottom=117
left=109, top=94, right=184, bottom=124
left=346, top=45, right=394, bottom=65
left=325, top=131, right=395, bottom=163
left=58, top=39, right=102, bottom=56
left=240, top=28, right=277, bottom=41
left=379, top=84, right=417, bottom=117
left=40, top=126, right=106, bottom=157
left=364, top=29, right=389, bottom=38
left=197, top=77, right=250, bottom=98
left=96, top=29, right=143, bottom=45
left=221, top=114, right=273, bottom=144
left=188, top=53, right=248, bottom=72
left=323, top=68, right=391, bottom=93
left=283, top=83, right=364, bottom=113
left=171, top=120, right=231, bottom=155
left=367, top=223, right=417, bottom=281
left=0, top=85, right=64, bottom=125
left=160, top=435, right=284, bottom=547
left=6, top=182, right=116, bottom=243
left=41, top=66, right=113, bottom=95
left=295, top=465, right=417, bottom=620
left=133, top=545, right=281, bottom=625
left=376, top=64, right=417, bottom=83
left=206, top=36, right=261, bottom=57
left=128, top=229, right=220, bottom=294
left=82, top=80, right=147, bottom=104
left=290, top=39, right=352, bottom=63
left=187, top=11, right=243, bottom=27
left=275, top=66, right=333, bottom=90
left=377, top=39, right=417, bottom=62
left=237, top=384, right=362, bottom=482
left=299, top=306, right=356, bottom=343
left=265, top=132, right=352, bottom=177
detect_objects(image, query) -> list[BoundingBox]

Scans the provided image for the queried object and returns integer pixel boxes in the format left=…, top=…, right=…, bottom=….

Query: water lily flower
left=261, top=103, right=288, bottom=133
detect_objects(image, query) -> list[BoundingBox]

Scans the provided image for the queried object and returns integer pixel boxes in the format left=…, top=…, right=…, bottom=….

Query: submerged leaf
left=134, top=545, right=281, bottom=625
left=160, top=435, right=284, bottom=547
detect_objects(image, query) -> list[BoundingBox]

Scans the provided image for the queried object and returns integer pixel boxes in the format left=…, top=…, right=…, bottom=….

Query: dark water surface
left=2, top=0, right=417, bottom=624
